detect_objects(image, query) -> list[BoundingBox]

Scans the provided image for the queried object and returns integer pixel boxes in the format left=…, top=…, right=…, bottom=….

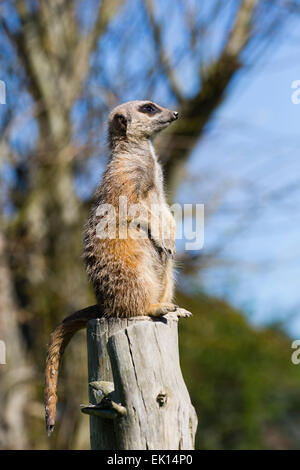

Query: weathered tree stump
left=83, top=311, right=198, bottom=450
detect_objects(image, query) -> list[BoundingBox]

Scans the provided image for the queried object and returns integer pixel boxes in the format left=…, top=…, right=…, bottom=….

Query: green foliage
left=177, top=291, right=300, bottom=449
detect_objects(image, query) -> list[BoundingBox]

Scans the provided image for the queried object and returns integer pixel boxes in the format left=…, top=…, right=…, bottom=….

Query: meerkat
left=44, top=100, right=188, bottom=435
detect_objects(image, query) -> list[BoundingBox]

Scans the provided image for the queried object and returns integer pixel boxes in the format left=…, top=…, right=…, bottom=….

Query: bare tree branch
left=143, top=0, right=184, bottom=102
left=160, top=0, right=258, bottom=201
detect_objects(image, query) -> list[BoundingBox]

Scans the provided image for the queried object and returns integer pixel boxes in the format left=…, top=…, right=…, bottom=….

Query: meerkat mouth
left=158, top=119, right=173, bottom=126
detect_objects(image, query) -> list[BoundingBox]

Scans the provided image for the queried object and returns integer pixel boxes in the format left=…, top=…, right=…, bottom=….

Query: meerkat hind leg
left=175, top=308, right=193, bottom=318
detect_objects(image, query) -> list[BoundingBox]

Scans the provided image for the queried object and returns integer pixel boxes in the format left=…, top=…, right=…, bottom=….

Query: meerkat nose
left=172, top=111, right=179, bottom=120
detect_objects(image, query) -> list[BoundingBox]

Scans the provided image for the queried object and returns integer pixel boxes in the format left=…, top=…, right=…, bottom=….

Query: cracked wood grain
left=86, top=313, right=197, bottom=450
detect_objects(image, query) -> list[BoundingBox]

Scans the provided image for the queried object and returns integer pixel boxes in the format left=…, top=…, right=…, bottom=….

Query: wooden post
left=83, top=311, right=198, bottom=450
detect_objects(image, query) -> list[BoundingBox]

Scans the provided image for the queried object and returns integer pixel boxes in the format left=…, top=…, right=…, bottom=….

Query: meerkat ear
left=113, top=113, right=127, bottom=134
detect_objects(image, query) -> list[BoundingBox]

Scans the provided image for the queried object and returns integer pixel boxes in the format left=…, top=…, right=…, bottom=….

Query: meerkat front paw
left=147, top=302, right=179, bottom=317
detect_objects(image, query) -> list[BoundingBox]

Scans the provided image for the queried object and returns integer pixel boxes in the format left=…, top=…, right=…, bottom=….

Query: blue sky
left=179, top=17, right=300, bottom=336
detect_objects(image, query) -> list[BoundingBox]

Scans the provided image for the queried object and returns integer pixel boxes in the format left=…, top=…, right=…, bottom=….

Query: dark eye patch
left=138, top=103, right=160, bottom=115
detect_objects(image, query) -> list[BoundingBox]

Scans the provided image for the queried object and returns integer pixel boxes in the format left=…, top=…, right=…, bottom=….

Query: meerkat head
left=108, top=100, right=178, bottom=145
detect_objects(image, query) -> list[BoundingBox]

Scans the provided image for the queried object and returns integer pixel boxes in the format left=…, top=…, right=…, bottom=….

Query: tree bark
left=86, top=313, right=197, bottom=450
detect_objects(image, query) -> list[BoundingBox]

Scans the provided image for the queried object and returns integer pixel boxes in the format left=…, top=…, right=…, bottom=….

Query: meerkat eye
left=138, top=103, right=160, bottom=115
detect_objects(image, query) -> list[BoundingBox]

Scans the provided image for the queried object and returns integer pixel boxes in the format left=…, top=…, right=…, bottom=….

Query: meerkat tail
left=44, top=305, right=101, bottom=436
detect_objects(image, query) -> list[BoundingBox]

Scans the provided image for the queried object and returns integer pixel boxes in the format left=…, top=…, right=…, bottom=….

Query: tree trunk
left=85, top=313, right=198, bottom=450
